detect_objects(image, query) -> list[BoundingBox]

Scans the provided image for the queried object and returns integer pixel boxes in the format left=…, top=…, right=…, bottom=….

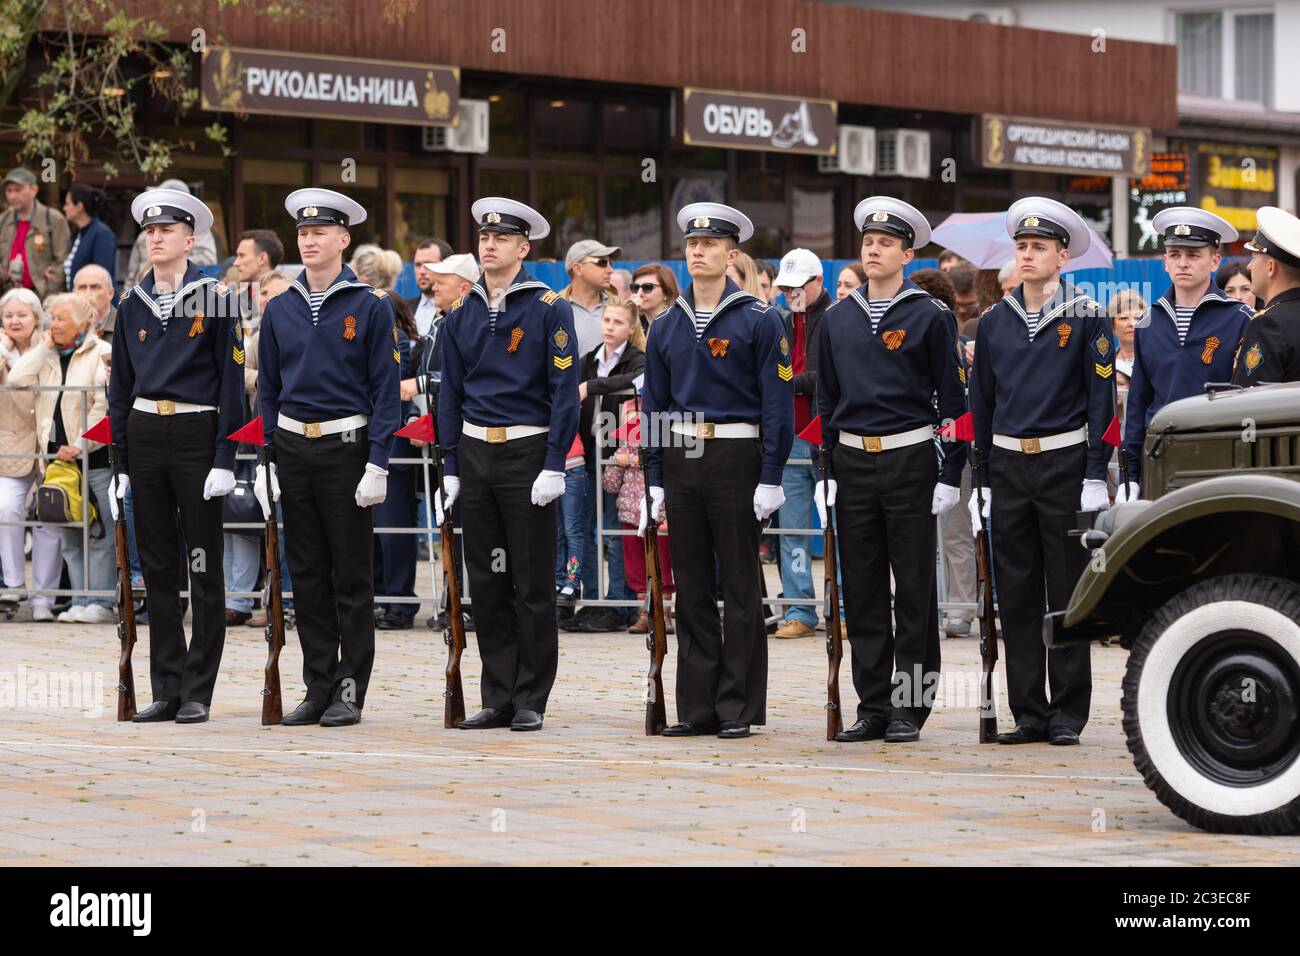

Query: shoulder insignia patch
left=540, top=290, right=560, bottom=306
left=1057, top=323, right=1072, bottom=348
left=1095, top=362, right=1114, bottom=379
left=1201, top=336, right=1221, bottom=365
left=957, top=366, right=967, bottom=385
left=371, top=288, right=389, bottom=299
left=553, top=354, right=574, bottom=371
left=393, top=348, right=401, bottom=364
left=232, top=345, right=245, bottom=366
left=1093, top=332, right=1111, bottom=358
left=393, top=327, right=399, bottom=344
left=449, top=296, right=463, bottom=312
left=1245, top=342, right=1264, bottom=375
left=777, top=362, right=793, bottom=382
left=778, top=334, right=790, bottom=357
left=552, top=326, right=570, bottom=351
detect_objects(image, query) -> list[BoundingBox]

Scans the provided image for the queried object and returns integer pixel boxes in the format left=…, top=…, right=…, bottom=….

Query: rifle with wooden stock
left=970, top=444, right=999, bottom=743
left=428, top=391, right=466, bottom=729
left=820, top=438, right=843, bottom=740
left=109, top=441, right=136, bottom=722
left=260, top=438, right=286, bottom=726
left=638, top=400, right=668, bottom=735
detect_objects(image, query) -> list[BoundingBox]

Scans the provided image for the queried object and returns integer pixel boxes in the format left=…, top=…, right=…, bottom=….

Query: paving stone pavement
left=1, top=579, right=1298, bottom=866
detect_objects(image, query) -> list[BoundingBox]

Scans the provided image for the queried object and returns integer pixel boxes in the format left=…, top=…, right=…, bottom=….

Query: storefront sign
left=680, top=88, right=837, bottom=156
left=202, top=47, right=460, bottom=127
left=1194, top=142, right=1278, bottom=233
left=981, top=114, right=1150, bottom=177
left=1128, top=151, right=1191, bottom=254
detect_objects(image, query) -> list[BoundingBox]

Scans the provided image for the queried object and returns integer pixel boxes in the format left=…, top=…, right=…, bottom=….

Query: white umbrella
left=931, top=212, right=1114, bottom=272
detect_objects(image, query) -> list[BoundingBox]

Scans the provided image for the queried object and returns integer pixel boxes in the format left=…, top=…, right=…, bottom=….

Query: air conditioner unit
left=961, top=7, right=1016, bottom=25
left=421, top=99, right=490, bottom=154
left=818, top=125, right=876, bottom=176
left=876, top=129, right=930, bottom=179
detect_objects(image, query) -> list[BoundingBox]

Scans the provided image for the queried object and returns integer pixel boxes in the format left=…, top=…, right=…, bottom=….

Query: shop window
left=604, top=175, right=662, bottom=261
left=464, top=83, right=526, bottom=158
left=733, top=152, right=785, bottom=258
left=1177, top=12, right=1222, bottom=97
left=478, top=168, right=528, bottom=206
left=1235, top=13, right=1274, bottom=107
left=167, top=156, right=233, bottom=258
left=791, top=187, right=834, bottom=259
left=536, top=171, right=597, bottom=261
left=394, top=167, right=452, bottom=260
left=317, top=120, right=386, bottom=152
left=534, top=97, right=596, bottom=163
left=667, top=176, right=725, bottom=257
left=242, top=159, right=309, bottom=262
left=241, top=117, right=309, bottom=151
left=602, top=100, right=664, bottom=165
left=317, top=162, right=384, bottom=248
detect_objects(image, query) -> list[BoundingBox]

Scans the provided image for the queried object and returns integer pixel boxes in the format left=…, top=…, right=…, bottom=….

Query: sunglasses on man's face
left=630, top=283, right=660, bottom=294
left=584, top=257, right=611, bottom=268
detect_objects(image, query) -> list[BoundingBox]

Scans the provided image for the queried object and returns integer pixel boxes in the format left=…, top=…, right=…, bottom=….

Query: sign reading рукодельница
left=201, top=47, right=460, bottom=127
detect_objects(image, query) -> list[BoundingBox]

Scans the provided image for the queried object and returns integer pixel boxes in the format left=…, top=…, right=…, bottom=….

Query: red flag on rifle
left=81, top=417, right=112, bottom=444
left=612, top=415, right=642, bottom=446
left=797, top=416, right=822, bottom=446
left=227, top=416, right=265, bottom=446
left=1101, top=415, right=1122, bottom=447
left=937, top=411, right=974, bottom=442
left=394, top=414, right=435, bottom=442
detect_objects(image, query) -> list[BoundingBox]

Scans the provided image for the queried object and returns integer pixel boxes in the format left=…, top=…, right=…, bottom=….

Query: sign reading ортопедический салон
left=201, top=47, right=460, bottom=127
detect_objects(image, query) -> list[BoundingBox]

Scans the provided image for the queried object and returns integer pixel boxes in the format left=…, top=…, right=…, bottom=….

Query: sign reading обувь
left=201, top=47, right=460, bottom=127
left=980, top=114, right=1150, bottom=178
left=680, top=88, right=837, bottom=156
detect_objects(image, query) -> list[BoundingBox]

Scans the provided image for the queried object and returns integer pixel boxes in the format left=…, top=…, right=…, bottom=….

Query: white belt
left=132, top=398, right=215, bottom=416
left=463, top=421, right=549, bottom=444
left=670, top=421, right=759, bottom=439
left=841, top=424, right=933, bottom=454
left=278, top=413, right=368, bottom=439
left=993, top=426, right=1087, bottom=455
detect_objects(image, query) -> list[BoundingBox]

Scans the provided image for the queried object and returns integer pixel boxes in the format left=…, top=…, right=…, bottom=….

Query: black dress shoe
left=131, top=700, right=180, bottom=722
left=1049, top=727, right=1081, bottom=746
left=458, top=707, right=514, bottom=729
left=661, top=720, right=720, bottom=736
left=376, top=613, right=414, bottom=630
left=510, top=709, right=543, bottom=732
left=997, top=723, right=1048, bottom=744
left=280, top=699, right=328, bottom=726
left=834, top=718, right=888, bottom=742
left=175, top=701, right=209, bottom=724
left=718, top=721, right=751, bottom=739
left=884, top=719, right=920, bottom=742
left=320, top=701, right=361, bottom=726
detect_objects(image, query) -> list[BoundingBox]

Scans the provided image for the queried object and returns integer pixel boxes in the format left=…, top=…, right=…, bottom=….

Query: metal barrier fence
left=0, top=382, right=975, bottom=617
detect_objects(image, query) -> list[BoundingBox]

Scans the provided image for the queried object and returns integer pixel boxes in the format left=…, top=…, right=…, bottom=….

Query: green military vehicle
left=1045, top=381, right=1300, bottom=834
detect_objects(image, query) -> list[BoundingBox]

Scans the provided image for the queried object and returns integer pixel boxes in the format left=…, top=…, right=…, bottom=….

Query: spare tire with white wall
left=1122, top=574, right=1300, bottom=834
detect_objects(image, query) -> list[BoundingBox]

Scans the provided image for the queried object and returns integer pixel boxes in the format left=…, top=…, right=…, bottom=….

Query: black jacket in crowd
left=578, top=341, right=645, bottom=467
left=782, top=288, right=833, bottom=402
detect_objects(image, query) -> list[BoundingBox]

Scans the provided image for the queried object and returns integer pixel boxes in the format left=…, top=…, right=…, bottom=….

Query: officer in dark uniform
left=1232, top=206, right=1300, bottom=385
left=968, top=197, right=1113, bottom=746
left=255, top=188, right=399, bottom=727
left=641, top=202, right=794, bottom=739
left=1120, top=208, right=1250, bottom=501
left=107, top=188, right=244, bottom=724
left=816, top=197, right=967, bottom=744
left=436, top=197, right=579, bottom=733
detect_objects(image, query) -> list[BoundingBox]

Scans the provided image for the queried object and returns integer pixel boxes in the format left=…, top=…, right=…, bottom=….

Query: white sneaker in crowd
left=78, top=605, right=116, bottom=624
left=57, top=605, right=87, bottom=624
left=31, top=605, right=55, bottom=623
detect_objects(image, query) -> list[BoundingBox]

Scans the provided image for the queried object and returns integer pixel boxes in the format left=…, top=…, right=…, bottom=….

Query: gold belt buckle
left=699, top=422, right=715, bottom=439
left=1020, top=437, right=1041, bottom=454
left=486, top=426, right=508, bottom=444
left=303, top=422, right=322, bottom=439
left=156, top=399, right=175, bottom=416
left=862, top=435, right=882, bottom=453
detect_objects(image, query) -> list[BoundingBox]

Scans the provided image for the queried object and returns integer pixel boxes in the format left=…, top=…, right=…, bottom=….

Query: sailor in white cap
left=1120, top=207, right=1250, bottom=501
left=815, top=197, right=966, bottom=743
left=435, top=197, right=579, bottom=733
left=107, top=187, right=245, bottom=723
left=254, top=187, right=400, bottom=728
left=640, top=202, right=794, bottom=739
left=126, top=179, right=217, bottom=283
left=967, top=197, right=1114, bottom=746
left=1233, top=206, right=1300, bottom=385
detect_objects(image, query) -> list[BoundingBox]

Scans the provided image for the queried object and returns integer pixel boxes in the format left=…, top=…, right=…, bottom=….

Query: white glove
left=1080, top=478, right=1110, bottom=512
left=355, top=462, right=388, bottom=508
left=530, top=469, right=566, bottom=507
left=1115, top=481, right=1140, bottom=504
left=108, top=473, right=129, bottom=521
left=814, top=478, right=838, bottom=527
left=931, top=482, right=961, bottom=516
left=202, top=467, right=236, bottom=501
left=435, top=475, right=460, bottom=524
left=753, top=483, right=785, bottom=522
left=637, top=486, right=666, bottom=536
left=253, top=462, right=280, bottom=520
left=968, top=487, right=991, bottom=536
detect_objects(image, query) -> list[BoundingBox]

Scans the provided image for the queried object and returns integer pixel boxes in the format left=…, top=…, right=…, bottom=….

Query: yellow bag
left=37, top=460, right=98, bottom=525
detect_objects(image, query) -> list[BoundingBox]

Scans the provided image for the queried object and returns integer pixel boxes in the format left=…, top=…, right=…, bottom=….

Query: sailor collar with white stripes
left=468, top=269, right=551, bottom=308
left=674, top=278, right=762, bottom=335
left=1004, top=282, right=1094, bottom=341
left=846, top=279, right=929, bottom=332
left=1155, top=284, right=1233, bottom=325
left=289, top=265, right=371, bottom=311
left=130, top=265, right=219, bottom=319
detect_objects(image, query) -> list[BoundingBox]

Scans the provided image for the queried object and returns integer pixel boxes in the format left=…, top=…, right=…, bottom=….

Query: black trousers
left=833, top=440, right=941, bottom=727
left=460, top=433, right=558, bottom=714
left=276, top=428, right=375, bottom=708
left=989, top=443, right=1092, bottom=733
left=126, top=409, right=226, bottom=705
left=663, top=438, right=766, bottom=726
left=373, top=463, right=418, bottom=619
